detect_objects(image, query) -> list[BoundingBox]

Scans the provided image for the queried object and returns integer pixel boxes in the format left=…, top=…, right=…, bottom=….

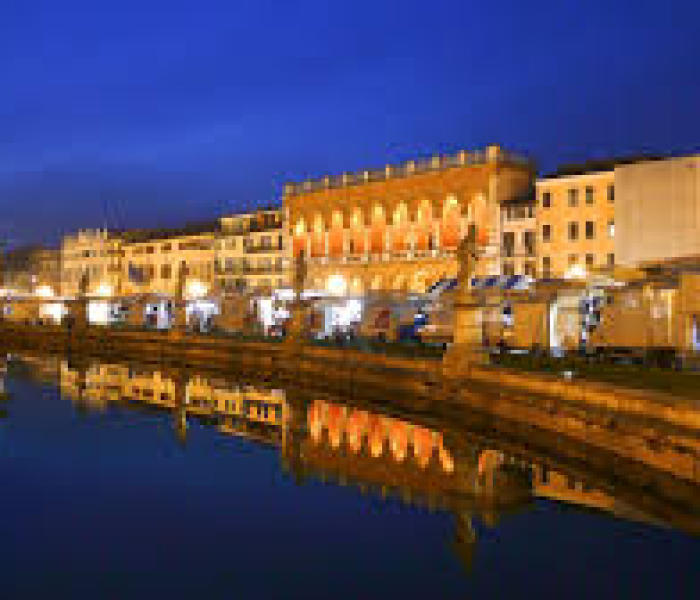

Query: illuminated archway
left=349, top=207, right=365, bottom=255
left=414, top=199, right=433, bottom=252
left=370, top=204, right=385, bottom=254
left=326, top=273, right=348, bottom=296
left=392, top=202, right=409, bottom=252
left=328, top=210, right=344, bottom=257
left=441, top=194, right=460, bottom=249
left=311, top=213, right=325, bottom=257
left=293, top=216, right=307, bottom=257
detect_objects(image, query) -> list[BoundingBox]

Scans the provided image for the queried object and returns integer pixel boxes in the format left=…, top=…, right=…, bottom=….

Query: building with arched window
left=284, top=145, right=534, bottom=296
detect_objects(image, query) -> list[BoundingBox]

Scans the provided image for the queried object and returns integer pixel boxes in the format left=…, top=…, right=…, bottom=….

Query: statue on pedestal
left=457, top=227, right=479, bottom=293
left=444, top=227, right=487, bottom=371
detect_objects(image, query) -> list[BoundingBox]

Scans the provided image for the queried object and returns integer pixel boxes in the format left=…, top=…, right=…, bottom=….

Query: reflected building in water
left=7, top=352, right=694, bottom=569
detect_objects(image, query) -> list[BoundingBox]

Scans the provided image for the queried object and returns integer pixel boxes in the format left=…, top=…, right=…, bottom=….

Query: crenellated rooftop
left=283, top=145, right=533, bottom=197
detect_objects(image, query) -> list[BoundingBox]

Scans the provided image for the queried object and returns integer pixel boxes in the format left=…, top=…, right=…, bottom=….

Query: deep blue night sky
left=1, top=0, right=698, bottom=246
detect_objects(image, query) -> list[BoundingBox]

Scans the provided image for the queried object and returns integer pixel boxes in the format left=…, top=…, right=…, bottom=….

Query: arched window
left=310, top=213, right=325, bottom=257
left=370, top=204, right=386, bottom=254
left=441, top=194, right=461, bottom=249
left=328, top=211, right=344, bottom=256
left=414, top=200, right=433, bottom=252
left=349, top=208, right=365, bottom=255
left=392, top=203, right=409, bottom=252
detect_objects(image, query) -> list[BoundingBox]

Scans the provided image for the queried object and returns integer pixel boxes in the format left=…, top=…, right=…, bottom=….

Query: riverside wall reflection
left=3, top=350, right=698, bottom=553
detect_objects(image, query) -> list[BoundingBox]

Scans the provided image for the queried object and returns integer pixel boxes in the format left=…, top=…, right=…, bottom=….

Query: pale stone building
left=60, top=229, right=123, bottom=297
left=217, top=209, right=289, bottom=294
left=615, top=154, right=700, bottom=268
left=536, top=168, right=616, bottom=280
left=120, top=223, right=217, bottom=298
left=499, top=196, right=537, bottom=277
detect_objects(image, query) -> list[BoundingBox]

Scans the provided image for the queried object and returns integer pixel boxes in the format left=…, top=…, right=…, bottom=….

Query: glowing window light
left=88, top=301, right=112, bottom=325
left=326, top=274, right=347, bottom=296
left=186, top=280, right=208, bottom=299
left=34, top=285, right=54, bottom=298
left=39, top=302, right=66, bottom=323
left=258, top=298, right=274, bottom=328
left=95, top=283, right=113, bottom=297
left=564, top=264, right=587, bottom=280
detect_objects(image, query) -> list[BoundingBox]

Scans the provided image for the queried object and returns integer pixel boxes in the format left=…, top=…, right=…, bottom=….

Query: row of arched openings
left=293, top=197, right=462, bottom=257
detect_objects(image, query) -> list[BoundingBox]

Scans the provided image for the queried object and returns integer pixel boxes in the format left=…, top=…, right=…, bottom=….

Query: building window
left=502, top=262, right=515, bottom=276
left=607, top=253, right=615, bottom=267
left=607, top=184, right=615, bottom=203
left=502, top=232, right=515, bottom=258
left=608, top=219, right=615, bottom=238
left=568, top=222, right=579, bottom=241
left=585, top=221, right=595, bottom=239
left=523, top=230, right=536, bottom=256
left=568, top=188, right=578, bottom=207
left=541, top=192, right=551, bottom=208
left=585, top=254, right=594, bottom=267
left=585, top=186, right=594, bottom=205
left=568, top=254, right=578, bottom=266
left=524, top=262, right=536, bottom=278
left=161, top=264, right=171, bottom=279
left=162, top=243, right=171, bottom=252
left=542, top=224, right=551, bottom=242
left=542, top=256, right=551, bottom=278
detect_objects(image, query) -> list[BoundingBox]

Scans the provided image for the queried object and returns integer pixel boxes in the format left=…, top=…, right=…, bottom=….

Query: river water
left=0, top=353, right=698, bottom=599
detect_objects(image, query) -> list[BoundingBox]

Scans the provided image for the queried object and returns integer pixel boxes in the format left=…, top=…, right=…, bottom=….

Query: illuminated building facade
left=60, top=229, right=123, bottom=298
left=499, top=197, right=537, bottom=277
left=217, top=209, right=290, bottom=294
left=284, top=145, right=533, bottom=295
left=120, top=224, right=217, bottom=298
left=536, top=169, right=616, bottom=280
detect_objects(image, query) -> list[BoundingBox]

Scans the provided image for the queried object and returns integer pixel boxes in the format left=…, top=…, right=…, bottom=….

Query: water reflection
left=3, top=350, right=697, bottom=573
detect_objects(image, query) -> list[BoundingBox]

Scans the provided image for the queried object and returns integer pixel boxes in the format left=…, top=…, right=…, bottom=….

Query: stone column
left=171, top=262, right=188, bottom=334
